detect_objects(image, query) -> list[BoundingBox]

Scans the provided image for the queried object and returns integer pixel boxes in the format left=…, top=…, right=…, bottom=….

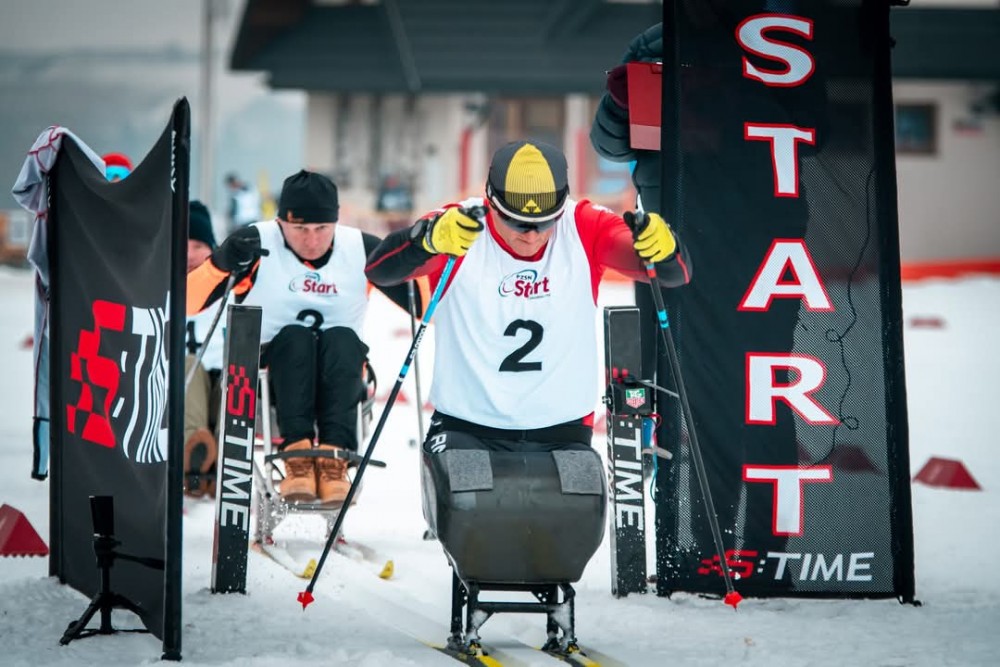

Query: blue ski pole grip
left=641, top=417, right=656, bottom=450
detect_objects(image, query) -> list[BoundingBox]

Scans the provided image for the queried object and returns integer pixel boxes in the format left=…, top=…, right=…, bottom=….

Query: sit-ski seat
left=421, top=447, right=607, bottom=584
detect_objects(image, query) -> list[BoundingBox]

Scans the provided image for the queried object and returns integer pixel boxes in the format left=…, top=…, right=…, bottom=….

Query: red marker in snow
left=298, top=590, right=314, bottom=610
left=724, top=590, right=743, bottom=610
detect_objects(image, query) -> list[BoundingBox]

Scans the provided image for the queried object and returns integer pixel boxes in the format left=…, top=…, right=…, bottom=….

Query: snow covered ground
left=1, top=265, right=998, bottom=666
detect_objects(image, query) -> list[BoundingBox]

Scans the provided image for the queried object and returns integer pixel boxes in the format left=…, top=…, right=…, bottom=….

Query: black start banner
left=652, top=1, right=914, bottom=600
left=48, top=100, right=189, bottom=654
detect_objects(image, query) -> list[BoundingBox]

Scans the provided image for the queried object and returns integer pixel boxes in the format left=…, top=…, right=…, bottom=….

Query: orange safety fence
left=900, top=258, right=1000, bottom=282
left=604, top=258, right=1000, bottom=284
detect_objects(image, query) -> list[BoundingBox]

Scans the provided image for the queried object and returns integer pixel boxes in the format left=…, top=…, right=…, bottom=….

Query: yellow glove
left=630, top=212, right=677, bottom=263
left=420, top=207, right=485, bottom=256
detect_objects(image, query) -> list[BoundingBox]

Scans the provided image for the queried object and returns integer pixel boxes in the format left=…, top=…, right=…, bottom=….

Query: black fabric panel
left=652, top=0, right=913, bottom=599
left=49, top=117, right=184, bottom=639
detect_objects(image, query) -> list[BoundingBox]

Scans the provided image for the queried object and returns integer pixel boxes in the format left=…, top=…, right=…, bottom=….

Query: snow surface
left=1, top=266, right=998, bottom=666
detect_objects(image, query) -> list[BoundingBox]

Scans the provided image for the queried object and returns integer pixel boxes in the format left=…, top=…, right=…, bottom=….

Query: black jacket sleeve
left=590, top=22, right=664, bottom=162
left=590, top=94, right=635, bottom=163
left=364, top=223, right=438, bottom=287
left=655, top=235, right=692, bottom=288
left=362, top=232, right=423, bottom=315
left=589, top=22, right=666, bottom=211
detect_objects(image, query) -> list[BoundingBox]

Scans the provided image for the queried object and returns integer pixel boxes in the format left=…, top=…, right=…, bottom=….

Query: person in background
left=102, top=152, right=132, bottom=182
left=188, top=170, right=417, bottom=506
left=225, top=172, right=262, bottom=230
left=183, top=199, right=224, bottom=497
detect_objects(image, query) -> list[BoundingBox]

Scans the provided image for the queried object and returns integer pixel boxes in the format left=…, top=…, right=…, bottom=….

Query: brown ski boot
left=280, top=439, right=317, bottom=503
left=183, top=428, right=218, bottom=498
left=316, top=444, right=353, bottom=507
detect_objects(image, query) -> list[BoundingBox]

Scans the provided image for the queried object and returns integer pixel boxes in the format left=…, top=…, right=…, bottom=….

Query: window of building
left=895, top=103, right=937, bottom=155
left=487, top=98, right=565, bottom=156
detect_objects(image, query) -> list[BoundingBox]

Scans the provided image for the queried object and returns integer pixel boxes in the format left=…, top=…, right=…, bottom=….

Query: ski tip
left=379, top=560, right=395, bottom=580
left=297, top=590, right=315, bottom=610
left=724, top=590, right=743, bottom=610
left=302, top=559, right=318, bottom=579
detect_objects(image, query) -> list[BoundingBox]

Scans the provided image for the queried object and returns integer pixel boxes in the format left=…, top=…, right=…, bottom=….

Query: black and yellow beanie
left=486, top=141, right=569, bottom=224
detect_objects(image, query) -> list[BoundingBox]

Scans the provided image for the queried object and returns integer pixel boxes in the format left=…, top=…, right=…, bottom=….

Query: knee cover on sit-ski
left=421, top=443, right=606, bottom=584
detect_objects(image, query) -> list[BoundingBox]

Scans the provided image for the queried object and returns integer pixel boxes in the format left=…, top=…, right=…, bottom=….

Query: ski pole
left=624, top=211, right=743, bottom=610
left=184, top=247, right=269, bottom=390
left=184, top=274, right=236, bottom=390
left=406, top=279, right=426, bottom=446
left=298, top=253, right=462, bottom=610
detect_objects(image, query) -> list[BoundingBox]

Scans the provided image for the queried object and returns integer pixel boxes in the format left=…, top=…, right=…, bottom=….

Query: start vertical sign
left=211, top=305, right=262, bottom=594
left=653, top=1, right=913, bottom=600
left=734, top=14, right=838, bottom=540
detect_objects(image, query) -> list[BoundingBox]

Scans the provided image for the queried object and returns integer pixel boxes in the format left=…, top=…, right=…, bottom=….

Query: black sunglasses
left=494, top=210, right=559, bottom=234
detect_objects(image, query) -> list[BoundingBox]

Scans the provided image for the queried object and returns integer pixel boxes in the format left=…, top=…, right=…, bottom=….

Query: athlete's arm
left=365, top=212, right=449, bottom=286
left=362, top=232, right=425, bottom=316
left=575, top=200, right=691, bottom=289
left=186, top=227, right=262, bottom=315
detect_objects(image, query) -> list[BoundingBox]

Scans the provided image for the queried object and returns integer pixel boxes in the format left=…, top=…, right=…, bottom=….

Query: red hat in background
left=102, top=152, right=133, bottom=181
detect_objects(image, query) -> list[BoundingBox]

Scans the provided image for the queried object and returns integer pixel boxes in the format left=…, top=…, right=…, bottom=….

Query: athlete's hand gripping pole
left=183, top=247, right=270, bottom=391
left=298, top=206, right=487, bottom=610
left=624, top=210, right=743, bottom=611
left=184, top=275, right=234, bottom=390
left=418, top=206, right=485, bottom=256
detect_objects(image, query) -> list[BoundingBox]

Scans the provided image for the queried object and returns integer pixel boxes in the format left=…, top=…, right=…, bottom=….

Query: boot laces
left=285, top=456, right=314, bottom=479
left=317, top=456, right=348, bottom=482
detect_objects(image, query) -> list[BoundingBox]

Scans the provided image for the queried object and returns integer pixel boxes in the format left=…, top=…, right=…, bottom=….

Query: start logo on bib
left=498, top=269, right=551, bottom=300
left=289, top=271, right=338, bottom=295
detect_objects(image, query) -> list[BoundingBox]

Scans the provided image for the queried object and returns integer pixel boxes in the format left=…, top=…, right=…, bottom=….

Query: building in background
left=230, top=0, right=663, bottom=235
left=227, top=0, right=999, bottom=266
left=2, top=1, right=995, bottom=266
left=0, top=0, right=305, bottom=266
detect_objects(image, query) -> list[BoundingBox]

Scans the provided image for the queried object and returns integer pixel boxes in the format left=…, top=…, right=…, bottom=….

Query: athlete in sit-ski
left=187, top=170, right=415, bottom=506
left=366, top=140, right=692, bottom=455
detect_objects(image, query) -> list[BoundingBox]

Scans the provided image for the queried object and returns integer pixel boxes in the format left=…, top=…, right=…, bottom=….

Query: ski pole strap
left=636, top=261, right=669, bottom=330
left=623, top=210, right=670, bottom=330
left=634, top=377, right=679, bottom=400
left=653, top=286, right=669, bottom=329
left=423, top=256, right=455, bottom=322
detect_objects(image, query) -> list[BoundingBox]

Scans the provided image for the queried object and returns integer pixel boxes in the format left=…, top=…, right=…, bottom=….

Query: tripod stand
left=60, top=496, right=164, bottom=645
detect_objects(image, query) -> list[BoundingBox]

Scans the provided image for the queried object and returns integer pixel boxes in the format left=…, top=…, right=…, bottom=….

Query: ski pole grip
left=622, top=210, right=650, bottom=238
left=459, top=205, right=488, bottom=231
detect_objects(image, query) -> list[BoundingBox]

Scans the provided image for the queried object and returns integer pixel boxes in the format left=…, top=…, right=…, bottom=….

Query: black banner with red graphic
left=47, top=100, right=189, bottom=652
left=651, top=2, right=914, bottom=599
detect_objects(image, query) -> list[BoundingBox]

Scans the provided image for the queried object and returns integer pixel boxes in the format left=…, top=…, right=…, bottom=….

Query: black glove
left=211, top=225, right=265, bottom=273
